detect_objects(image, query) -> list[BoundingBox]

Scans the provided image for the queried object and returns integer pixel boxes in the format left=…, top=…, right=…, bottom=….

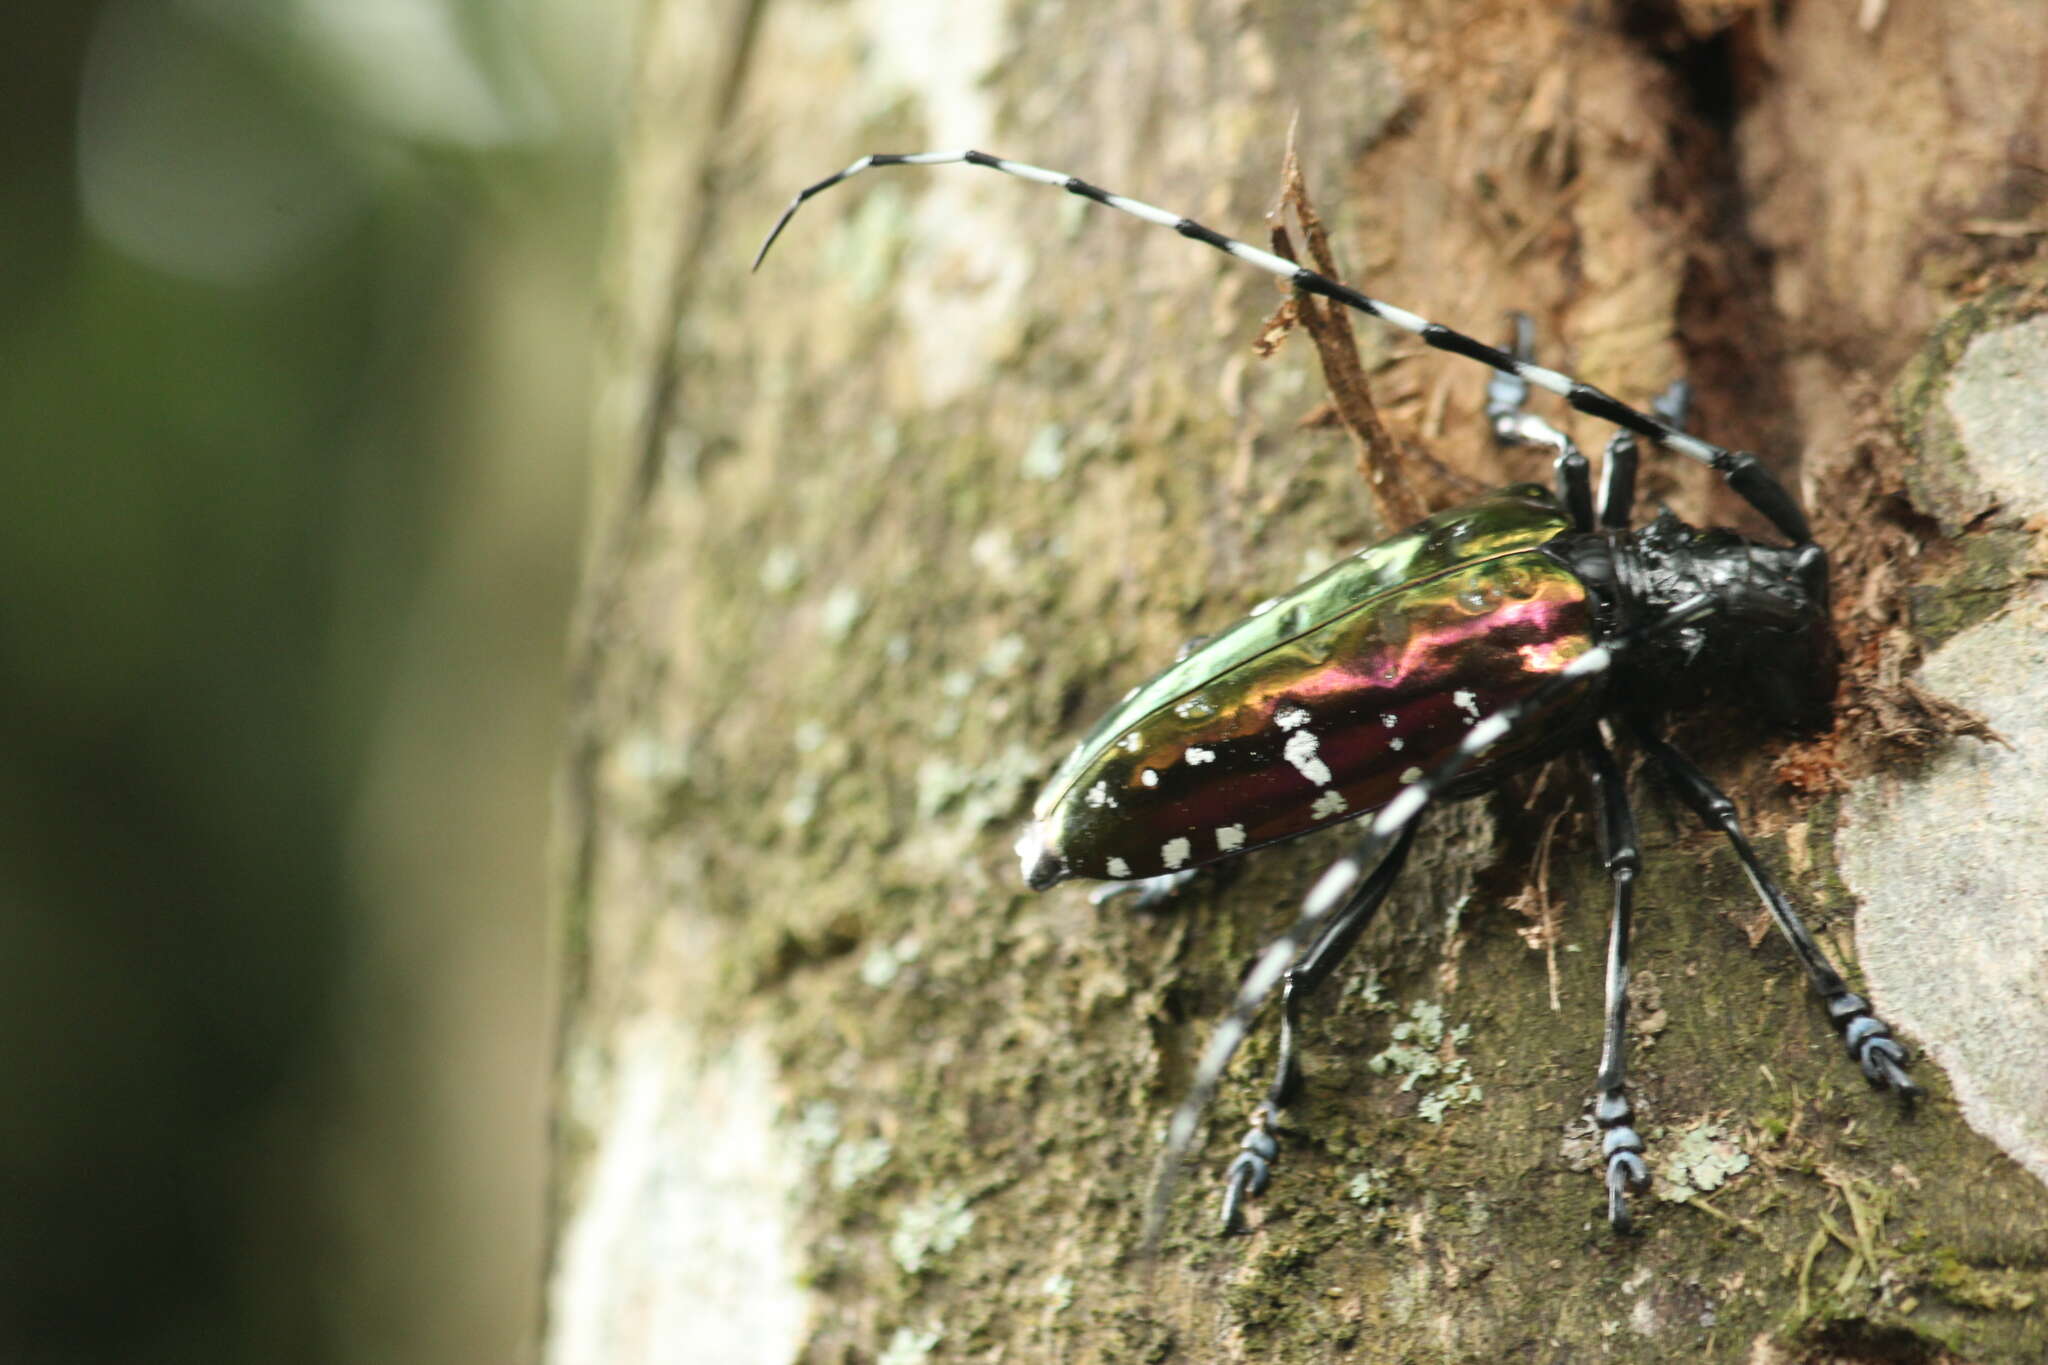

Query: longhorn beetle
left=754, top=148, right=1920, bottom=1240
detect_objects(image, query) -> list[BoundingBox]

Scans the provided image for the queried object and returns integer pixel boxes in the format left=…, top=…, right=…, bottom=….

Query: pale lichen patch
left=889, top=1191, right=975, bottom=1275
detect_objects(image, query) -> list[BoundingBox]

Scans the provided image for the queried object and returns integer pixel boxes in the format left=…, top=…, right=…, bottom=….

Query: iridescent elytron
left=758, top=147, right=1923, bottom=1246
left=1024, top=488, right=1600, bottom=887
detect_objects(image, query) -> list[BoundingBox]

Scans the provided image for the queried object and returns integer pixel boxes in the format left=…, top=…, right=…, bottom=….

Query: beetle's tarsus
left=1219, top=1111, right=1278, bottom=1235
left=1217, top=1155, right=1261, bottom=1235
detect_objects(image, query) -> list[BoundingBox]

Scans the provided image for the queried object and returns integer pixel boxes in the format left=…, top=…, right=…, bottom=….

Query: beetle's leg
left=1629, top=721, right=1920, bottom=1100
left=1220, top=822, right=1419, bottom=1233
left=1486, top=315, right=1592, bottom=533
left=1583, top=731, right=1651, bottom=1232
left=1091, top=867, right=1202, bottom=912
left=1596, top=380, right=1690, bottom=529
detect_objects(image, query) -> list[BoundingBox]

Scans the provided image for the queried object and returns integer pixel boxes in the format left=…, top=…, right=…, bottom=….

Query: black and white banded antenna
left=751, top=148, right=1811, bottom=549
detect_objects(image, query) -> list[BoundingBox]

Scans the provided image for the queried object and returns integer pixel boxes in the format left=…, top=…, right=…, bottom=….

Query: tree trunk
left=545, top=2, right=2048, bottom=1361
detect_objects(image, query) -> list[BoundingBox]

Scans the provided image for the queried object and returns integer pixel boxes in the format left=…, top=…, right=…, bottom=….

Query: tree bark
left=546, top=2, right=2048, bottom=1361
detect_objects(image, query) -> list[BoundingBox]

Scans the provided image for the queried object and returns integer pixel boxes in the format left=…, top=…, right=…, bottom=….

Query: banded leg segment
left=1584, top=733, right=1650, bottom=1232
left=1219, top=821, right=1420, bottom=1234
left=755, top=149, right=1812, bottom=546
left=1631, top=723, right=1919, bottom=1098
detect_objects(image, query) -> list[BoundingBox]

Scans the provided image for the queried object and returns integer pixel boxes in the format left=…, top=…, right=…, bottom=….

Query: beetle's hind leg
left=1583, top=732, right=1651, bottom=1232
left=1221, top=823, right=1419, bottom=1233
left=1631, top=721, right=1920, bottom=1100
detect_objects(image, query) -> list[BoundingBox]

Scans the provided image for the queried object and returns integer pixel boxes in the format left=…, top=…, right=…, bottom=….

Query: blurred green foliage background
left=1, top=2, right=626, bottom=1360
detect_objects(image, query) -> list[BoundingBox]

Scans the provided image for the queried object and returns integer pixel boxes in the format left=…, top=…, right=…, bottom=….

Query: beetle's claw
left=1218, top=1111, right=1279, bottom=1235
left=1837, top=997, right=1921, bottom=1103
left=1862, top=1036, right=1921, bottom=1102
left=1219, top=1155, right=1261, bottom=1235
left=1605, top=1150, right=1648, bottom=1235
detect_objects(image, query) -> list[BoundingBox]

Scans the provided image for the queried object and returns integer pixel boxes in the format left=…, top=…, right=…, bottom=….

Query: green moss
left=1909, top=527, right=2033, bottom=647
left=1889, top=288, right=2048, bottom=644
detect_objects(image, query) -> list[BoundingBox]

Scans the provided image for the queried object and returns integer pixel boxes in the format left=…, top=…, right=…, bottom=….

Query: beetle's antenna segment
left=753, top=151, right=975, bottom=269
left=754, top=149, right=1812, bottom=547
left=1140, top=592, right=1719, bottom=1251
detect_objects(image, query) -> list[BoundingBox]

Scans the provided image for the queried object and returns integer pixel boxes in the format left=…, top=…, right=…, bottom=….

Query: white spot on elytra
left=1121, top=731, right=1144, bottom=753
left=1174, top=696, right=1215, bottom=719
left=1086, top=781, right=1116, bottom=809
left=1185, top=746, right=1215, bottom=765
left=1389, top=737, right=1405, bottom=751
left=1275, top=706, right=1311, bottom=730
left=1454, top=689, right=1481, bottom=721
left=1161, top=837, right=1192, bottom=870
left=1106, top=856, right=1131, bottom=878
left=1380, top=712, right=1398, bottom=728
left=1311, top=790, right=1348, bottom=820
left=1284, top=729, right=1333, bottom=786
left=1216, top=824, right=1246, bottom=852
left=1140, top=769, right=1159, bottom=788
left=1400, top=765, right=1424, bottom=784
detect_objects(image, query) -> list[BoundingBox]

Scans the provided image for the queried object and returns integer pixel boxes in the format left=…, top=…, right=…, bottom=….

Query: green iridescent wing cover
left=1029, top=486, right=1600, bottom=882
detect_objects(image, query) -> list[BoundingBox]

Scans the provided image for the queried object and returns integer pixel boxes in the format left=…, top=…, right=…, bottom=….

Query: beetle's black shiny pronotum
left=755, top=148, right=1920, bottom=1241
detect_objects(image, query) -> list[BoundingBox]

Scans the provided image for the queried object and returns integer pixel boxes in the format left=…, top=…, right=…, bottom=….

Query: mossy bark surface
left=547, top=2, right=2048, bottom=1360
